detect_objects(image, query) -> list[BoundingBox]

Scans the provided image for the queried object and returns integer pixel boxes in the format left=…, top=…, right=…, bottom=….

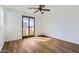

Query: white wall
left=0, top=7, right=5, bottom=51
left=5, top=8, right=43, bottom=41
left=43, top=6, right=79, bottom=44
left=5, top=8, right=22, bottom=41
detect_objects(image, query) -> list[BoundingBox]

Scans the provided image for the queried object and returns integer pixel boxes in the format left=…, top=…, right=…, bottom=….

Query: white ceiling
left=4, top=5, right=52, bottom=14
left=3, top=5, right=79, bottom=15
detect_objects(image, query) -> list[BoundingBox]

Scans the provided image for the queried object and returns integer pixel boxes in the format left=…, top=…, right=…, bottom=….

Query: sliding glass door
left=22, top=16, right=35, bottom=38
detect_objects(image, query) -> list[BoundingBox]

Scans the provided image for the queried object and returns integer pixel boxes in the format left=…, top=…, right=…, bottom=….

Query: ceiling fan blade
left=34, top=10, right=39, bottom=13
left=42, top=9, right=50, bottom=11
left=28, top=8, right=38, bottom=9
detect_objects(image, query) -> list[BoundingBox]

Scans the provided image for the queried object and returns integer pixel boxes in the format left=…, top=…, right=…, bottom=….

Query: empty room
left=0, top=5, right=79, bottom=53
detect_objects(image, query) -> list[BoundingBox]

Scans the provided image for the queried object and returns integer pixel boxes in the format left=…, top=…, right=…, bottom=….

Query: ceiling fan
left=28, top=5, right=50, bottom=14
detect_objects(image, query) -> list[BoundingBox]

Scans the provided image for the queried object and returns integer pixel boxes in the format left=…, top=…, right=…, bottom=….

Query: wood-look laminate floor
left=1, top=37, right=79, bottom=53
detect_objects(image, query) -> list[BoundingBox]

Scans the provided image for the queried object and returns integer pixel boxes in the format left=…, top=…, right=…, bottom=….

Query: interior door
left=22, top=16, right=35, bottom=38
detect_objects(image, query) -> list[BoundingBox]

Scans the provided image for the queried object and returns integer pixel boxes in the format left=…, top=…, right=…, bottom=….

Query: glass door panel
left=29, top=18, right=34, bottom=35
left=23, top=17, right=29, bottom=36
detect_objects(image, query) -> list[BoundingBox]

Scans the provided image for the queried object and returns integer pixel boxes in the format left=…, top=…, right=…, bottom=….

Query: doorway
left=22, top=16, right=35, bottom=39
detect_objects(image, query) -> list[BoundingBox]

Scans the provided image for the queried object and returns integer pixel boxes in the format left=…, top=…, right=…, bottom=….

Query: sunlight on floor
left=26, top=37, right=51, bottom=42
